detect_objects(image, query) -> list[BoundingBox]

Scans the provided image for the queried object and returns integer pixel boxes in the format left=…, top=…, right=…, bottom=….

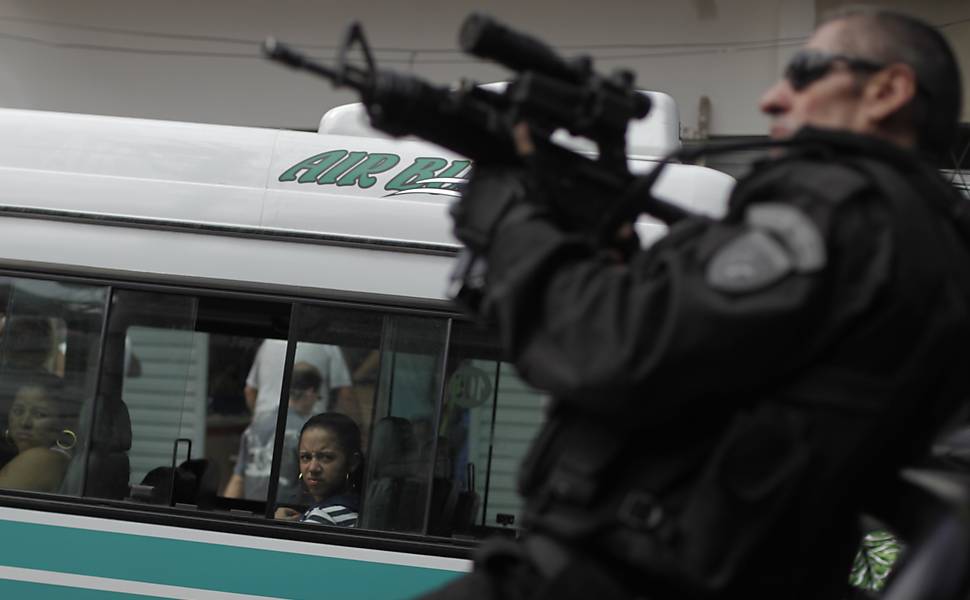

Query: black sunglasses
left=784, top=49, right=886, bottom=91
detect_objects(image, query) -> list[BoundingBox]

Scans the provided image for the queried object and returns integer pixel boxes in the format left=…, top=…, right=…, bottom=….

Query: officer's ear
left=861, top=63, right=918, bottom=126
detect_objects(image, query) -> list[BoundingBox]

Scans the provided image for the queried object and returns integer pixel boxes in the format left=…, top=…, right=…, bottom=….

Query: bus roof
left=0, top=107, right=734, bottom=301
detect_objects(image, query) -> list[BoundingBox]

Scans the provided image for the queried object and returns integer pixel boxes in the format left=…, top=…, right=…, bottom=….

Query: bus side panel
left=0, top=508, right=468, bottom=600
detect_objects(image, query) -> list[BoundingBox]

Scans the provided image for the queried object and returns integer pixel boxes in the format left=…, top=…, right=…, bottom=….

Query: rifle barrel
left=263, top=38, right=342, bottom=82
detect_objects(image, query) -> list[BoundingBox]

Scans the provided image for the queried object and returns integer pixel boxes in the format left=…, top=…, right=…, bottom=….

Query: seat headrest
left=92, top=400, right=132, bottom=452
left=369, top=417, right=418, bottom=478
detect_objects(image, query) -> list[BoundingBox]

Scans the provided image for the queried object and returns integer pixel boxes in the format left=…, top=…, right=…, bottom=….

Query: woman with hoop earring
left=275, top=412, right=364, bottom=527
left=0, top=375, right=79, bottom=492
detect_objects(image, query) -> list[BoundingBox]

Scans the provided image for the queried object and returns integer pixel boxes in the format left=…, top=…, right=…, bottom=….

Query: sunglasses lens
left=784, top=51, right=886, bottom=91
left=785, top=52, right=832, bottom=91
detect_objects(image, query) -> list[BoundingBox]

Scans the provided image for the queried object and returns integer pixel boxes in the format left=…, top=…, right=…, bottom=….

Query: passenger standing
left=244, top=339, right=352, bottom=417
left=224, top=362, right=321, bottom=502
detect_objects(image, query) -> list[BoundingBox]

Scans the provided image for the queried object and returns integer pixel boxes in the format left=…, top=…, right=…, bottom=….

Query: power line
left=0, top=27, right=808, bottom=64
left=0, top=15, right=259, bottom=46
left=0, top=30, right=257, bottom=59
left=938, top=16, right=970, bottom=29
left=0, top=14, right=813, bottom=53
left=0, top=12, right=963, bottom=63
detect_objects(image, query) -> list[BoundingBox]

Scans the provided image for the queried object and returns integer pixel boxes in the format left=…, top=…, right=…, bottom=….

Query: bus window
left=278, top=304, right=449, bottom=534
left=431, top=320, right=548, bottom=537
left=88, top=289, right=291, bottom=511
left=266, top=306, right=377, bottom=523
left=362, top=314, right=448, bottom=534
left=40, top=277, right=548, bottom=541
left=0, top=276, right=109, bottom=496
left=480, top=364, right=546, bottom=530
left=238, top=334, right=358, bottom=510
left=91, top=290, right=199, bottom=503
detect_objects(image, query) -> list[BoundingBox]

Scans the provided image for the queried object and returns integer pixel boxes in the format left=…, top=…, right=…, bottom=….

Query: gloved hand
left=602, top=222, right=641, bottom=263
left=450, top=165, right=533, bottom=253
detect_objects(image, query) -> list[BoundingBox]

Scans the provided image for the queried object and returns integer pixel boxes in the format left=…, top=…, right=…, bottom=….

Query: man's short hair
left=822, top=8, right=963, bottom=158
left=290, top=362, right=323, bottom=396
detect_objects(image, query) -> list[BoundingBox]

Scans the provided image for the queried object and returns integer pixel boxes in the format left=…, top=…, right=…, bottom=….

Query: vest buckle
left=617, top=491, right=664, bottom=531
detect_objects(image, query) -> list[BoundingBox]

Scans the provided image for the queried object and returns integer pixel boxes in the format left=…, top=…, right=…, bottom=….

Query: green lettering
left=318, top=151, right=368, bottom=185
left=424, top=160, right=472, bottom=189
left=278, top=150, right=348, bottom=183
left=335, top=153, right=401, bottom=188
left=385, top=157, right=450, bottom=191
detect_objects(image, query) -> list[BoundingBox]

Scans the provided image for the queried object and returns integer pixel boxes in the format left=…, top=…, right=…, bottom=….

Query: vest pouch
left=675, top=402, right=813, bottom=593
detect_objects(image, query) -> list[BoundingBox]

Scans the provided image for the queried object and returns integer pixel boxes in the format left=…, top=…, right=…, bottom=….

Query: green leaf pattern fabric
left=850, top=530, right=901, bottom=592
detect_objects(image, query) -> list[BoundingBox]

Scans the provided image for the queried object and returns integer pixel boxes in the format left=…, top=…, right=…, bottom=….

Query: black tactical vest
left=515, top=130, right=970, bottom=599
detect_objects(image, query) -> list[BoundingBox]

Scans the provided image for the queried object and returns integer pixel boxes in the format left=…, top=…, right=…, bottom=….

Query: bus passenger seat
left=60, top=399, right=132, bottom=499
left=427, top=477, right=459, bottom=537
left=137, top=458, right=219, bottom=508
left=361, top=416, right=424, bottom=532
left=425, top=436, right=458, bottom=537
left=180, top=458, right=220, bottom=509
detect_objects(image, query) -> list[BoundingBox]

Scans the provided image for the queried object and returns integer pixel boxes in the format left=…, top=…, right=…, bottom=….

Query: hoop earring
left=56, top=429, right=77, bottom=451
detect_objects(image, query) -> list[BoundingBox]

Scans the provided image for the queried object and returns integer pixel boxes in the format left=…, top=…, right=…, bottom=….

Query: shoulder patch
left=746, top=203, right=826, bottom=272
left=706, top=230, right=794, bottom=293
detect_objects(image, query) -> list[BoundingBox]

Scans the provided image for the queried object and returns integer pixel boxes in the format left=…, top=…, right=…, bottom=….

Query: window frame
left=0, top=265, right=512, bottom=558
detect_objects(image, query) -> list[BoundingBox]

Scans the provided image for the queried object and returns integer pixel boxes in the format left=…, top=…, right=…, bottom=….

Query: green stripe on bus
left=0, top=520, right=461, bottom=599
left=0, top=579, right=154, bottom=600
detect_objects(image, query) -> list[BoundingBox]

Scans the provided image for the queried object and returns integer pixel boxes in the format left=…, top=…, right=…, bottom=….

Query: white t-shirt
left=246, top=340, right=352, bottom=416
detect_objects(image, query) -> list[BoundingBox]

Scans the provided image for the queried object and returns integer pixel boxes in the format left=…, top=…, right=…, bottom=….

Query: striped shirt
left=300, top=494, right=360, bottom=528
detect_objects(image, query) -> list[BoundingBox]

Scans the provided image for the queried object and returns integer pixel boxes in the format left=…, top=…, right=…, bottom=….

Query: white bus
left=0, top=97, right=733, bottom=599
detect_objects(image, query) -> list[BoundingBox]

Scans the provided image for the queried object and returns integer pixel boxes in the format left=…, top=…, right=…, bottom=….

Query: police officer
left=424, top=8, right=970, bottom=600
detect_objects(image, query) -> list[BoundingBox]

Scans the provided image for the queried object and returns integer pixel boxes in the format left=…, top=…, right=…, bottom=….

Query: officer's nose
left=759, top=78, right=793, bottom=117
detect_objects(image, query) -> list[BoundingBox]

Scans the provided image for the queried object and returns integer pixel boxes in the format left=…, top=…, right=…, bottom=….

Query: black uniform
left=425, top=127, right=970, bottom=600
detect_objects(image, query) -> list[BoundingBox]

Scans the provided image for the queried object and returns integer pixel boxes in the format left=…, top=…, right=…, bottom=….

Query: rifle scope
left=459, top=13, right=580, bottom=83
left=459, top=14, right=650, bottom=121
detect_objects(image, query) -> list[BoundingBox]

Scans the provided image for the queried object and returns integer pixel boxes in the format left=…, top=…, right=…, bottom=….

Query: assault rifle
left=263, top=14, right=691, bottom=230
left=263, top=14, right=692, bottom=303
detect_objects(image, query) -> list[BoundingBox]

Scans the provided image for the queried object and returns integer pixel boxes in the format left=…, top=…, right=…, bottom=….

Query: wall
left=0, top=0, right=965, bottom=136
